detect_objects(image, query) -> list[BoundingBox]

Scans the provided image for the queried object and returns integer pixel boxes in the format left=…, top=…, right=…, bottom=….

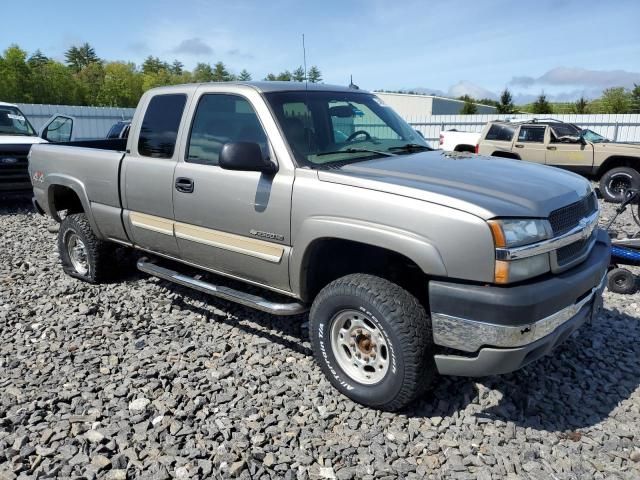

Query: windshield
left=0, top=106, right=37, bottom=136
left=581, top=129, right=609, bottom=143
left=265, top=91, right=428, bottom=167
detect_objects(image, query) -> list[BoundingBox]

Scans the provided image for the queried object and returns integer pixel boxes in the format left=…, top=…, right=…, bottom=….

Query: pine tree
left=460, top=95, right=478, bottom=114
left=141, top=56, right=169, bottom=75
left=307, top=66, right=322, bottom=83
left=497, top=88, right=514, bottom=114
left=276, top=70, right=292, bottom=81
left=170, top=60, right=184, bottom=75
left=237, top=69, right=252, bottom=81
left=27, top=50, right=49, bottom=68
left=65, top=43, right=100, bottom=72
left=292, top=66, right=305, bottom=82
left=212, top=62, right=232, bottom=82
left=531, top=93, right=553, bottom=114
left=574, top=96, right=589, bottom=114
left=192, top=63, right=214, bottom=82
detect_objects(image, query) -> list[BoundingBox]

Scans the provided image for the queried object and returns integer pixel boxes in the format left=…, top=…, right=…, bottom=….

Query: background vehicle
left=29, top=82, right=609, bottom=411
left=439, top=129, right=480, bottom=152
left=0, top=102, right=73, bottom=194
left=476, top=119, right=640, bottom=203
left=106, top=120, right=131, bottom=139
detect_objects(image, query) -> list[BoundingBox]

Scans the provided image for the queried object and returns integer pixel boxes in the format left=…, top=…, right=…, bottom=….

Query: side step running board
left=137, top=258, right=308, bottom=316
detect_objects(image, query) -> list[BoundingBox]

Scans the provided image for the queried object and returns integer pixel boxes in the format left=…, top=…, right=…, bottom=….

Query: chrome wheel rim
left=66, top=232, right=89, bottom=275
left=608, top=173, right=632, bottom=197
left=330, top=309, right=389, bottom=384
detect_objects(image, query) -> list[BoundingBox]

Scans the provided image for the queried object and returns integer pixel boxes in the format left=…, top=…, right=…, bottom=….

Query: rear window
left=517, top=126, right=546, bottom=143
left=138, top=94, right=187, bottom=158
left=485, top=124, right=514, bottom=142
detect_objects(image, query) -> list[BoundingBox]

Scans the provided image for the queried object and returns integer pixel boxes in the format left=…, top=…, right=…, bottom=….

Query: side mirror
left=40, top=115, right=74, bottom=142
left=219, top=142, right=278, bottom=174
left=578, top=135, right=587, bottom=145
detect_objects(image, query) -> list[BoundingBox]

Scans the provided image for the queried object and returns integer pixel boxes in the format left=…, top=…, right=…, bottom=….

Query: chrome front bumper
left=432, top=273, right=606, bottom=353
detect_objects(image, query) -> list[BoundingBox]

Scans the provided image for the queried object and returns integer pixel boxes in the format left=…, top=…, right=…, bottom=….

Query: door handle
left=547, top=146, right=557, bottom=151
left=515, top=144, right=524, bottom=148
left=175, top=177, right=194, bottom=193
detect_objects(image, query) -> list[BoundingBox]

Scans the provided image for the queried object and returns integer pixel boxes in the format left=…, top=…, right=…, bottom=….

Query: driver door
left=545, top=131, right=594, bottom=173
left=172, top=89, right=294, bottom=291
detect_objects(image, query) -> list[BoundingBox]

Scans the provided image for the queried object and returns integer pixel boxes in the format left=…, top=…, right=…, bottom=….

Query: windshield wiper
left=316, top=148, right=396, bottom=157
left=387, top=143, right=432, bottom=153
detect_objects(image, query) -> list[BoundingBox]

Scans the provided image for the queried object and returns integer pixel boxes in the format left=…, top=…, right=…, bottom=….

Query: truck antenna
left=302, top=34, right=308, bottom=89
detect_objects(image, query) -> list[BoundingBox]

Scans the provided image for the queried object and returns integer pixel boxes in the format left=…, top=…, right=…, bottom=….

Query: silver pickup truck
left=29, top=82, right=610, bottom=411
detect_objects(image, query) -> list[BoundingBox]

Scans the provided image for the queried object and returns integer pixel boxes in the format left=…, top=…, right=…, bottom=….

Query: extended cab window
left=485, top=124, right=514, bottom=142
left=138, top=94, right=187, bottom=158
left=186, top=94, right=267, bottom=166
left=517, top=126, right=546, bottom=143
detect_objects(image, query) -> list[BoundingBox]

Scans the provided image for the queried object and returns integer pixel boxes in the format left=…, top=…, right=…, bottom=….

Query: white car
left=439, top=129, right=481, bottom=153
left=0, top=102, right=72, bottom=193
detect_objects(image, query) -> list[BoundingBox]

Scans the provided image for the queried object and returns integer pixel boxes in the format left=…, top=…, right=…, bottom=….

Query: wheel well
left=597, top=156, right=640, bottom=178
left=454, top=144, right=475, bottom=153
left=301, top=238, right=428, bottom=306
left=50, top=185, right=84, bottom=217
left=491, top=151, right=520, bottom=160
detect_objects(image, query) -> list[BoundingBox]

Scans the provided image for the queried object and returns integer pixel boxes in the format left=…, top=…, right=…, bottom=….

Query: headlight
left=495, top=255, right=550, bottom=284
left=488, top=219, right=552, bottom=283
left=487, top=219, right=549, bottom=248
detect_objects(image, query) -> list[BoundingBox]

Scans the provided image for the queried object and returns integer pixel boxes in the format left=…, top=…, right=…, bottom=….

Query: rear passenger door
left=172, top=89, right=294, bottom=292
left=514, top=125, right=547, bottom=164
left=121, top=93, right=188, bottom=256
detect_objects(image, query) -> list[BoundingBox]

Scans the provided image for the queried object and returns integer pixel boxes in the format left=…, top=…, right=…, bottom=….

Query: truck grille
left=557, top=237, right=591, bottom=266
left=549, top=193, right=597, bottom=236
left=0, top=145, right=32, bottom=192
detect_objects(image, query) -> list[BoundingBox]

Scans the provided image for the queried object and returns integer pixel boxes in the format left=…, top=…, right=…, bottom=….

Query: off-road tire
left=58, top=213, right=115, bottom=283
left=600, top=167, right=640, bottom=203
left=607, top=267, right=636, bottom=294
left=309, top=273, right=434, bottom=411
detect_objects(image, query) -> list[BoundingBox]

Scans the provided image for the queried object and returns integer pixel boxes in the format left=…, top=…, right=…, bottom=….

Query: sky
left=2, top=0, right=640, bottom=103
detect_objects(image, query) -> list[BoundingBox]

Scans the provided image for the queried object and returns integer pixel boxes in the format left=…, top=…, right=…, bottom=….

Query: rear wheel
left=58, top=213, right=115, bottom=283
left=309, top=273, right=434, bottom=411
left=600, top=167, right=640, bottom=203
left=607, top=267, right=636, bottom=294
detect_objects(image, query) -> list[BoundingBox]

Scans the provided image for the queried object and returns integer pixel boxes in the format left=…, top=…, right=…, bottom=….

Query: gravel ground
left=1, top=192, right=639, bottom=480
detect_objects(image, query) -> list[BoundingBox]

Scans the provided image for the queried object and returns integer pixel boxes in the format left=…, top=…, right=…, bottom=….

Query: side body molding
left=290, top=216, right=447, bottom=299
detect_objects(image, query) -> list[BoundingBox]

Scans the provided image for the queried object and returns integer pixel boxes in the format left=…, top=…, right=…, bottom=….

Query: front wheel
left=600, top=167, right=640, bottom=203
left=309, top=274, right=434, bottom=411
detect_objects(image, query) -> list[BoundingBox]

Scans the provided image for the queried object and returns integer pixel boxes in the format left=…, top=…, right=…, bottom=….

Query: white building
left=373, top=92, right=497, bottom=119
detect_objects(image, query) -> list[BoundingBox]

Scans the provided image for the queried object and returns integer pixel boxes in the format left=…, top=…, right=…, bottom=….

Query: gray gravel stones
left=1, top=193, right=639, bottom=479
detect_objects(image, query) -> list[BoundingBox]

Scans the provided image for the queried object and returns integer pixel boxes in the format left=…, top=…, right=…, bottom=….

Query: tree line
left=382, top=87, right=640, bottom=115
left=0, top=43, right=323, bottom=108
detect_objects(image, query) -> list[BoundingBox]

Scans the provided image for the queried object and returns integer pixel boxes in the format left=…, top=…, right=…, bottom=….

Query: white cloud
left=511, top=67, right=640, bottom=88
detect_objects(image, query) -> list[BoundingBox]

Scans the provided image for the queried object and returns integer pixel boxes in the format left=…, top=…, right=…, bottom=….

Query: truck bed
left=29, top=142, right=127, bottom=224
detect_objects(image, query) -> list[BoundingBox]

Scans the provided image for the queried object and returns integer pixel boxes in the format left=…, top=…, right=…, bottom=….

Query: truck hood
left=0, top=135, right=47, bottom=145
left=317, top=150, right=592, bottom=219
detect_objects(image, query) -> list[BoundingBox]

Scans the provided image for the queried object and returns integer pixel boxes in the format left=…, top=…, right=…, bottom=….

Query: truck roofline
left=144, top=81, right=369, bottom=95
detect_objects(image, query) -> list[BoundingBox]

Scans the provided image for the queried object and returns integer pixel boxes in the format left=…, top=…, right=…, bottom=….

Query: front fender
left=290, top=216, right=448, bottom=298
